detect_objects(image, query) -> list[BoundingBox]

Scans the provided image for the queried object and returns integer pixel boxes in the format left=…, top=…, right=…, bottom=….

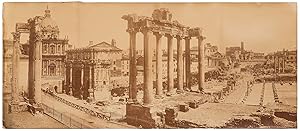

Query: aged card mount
left=3, top=2, right=297, bottom=128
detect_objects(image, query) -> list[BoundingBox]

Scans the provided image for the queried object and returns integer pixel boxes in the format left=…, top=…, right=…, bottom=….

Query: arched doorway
left=49, top=63, right=56, bottom=76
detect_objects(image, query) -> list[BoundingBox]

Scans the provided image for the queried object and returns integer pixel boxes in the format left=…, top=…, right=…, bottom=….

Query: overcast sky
left=3, top=3, right=296, bottom=53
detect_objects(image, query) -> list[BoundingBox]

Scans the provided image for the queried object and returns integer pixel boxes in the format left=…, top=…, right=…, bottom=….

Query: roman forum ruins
left=122, top=8, right=205, bottom=105
left=10, top=8, right=69, bottom=111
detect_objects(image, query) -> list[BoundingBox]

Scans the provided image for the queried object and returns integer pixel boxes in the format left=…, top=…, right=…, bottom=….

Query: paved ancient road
left=244, top=83, right=263, bottom=105
left=222, top=78, right=296, bottom=107
left=223, top=79, right=248, bottom=104
left=41, top=92, right=133, bottom=128
left=263, top=83, right=275, bottom=106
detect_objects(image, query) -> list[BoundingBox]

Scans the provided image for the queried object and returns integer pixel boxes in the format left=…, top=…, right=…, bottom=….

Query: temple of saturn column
left=122, top=8, right=206, bottom=106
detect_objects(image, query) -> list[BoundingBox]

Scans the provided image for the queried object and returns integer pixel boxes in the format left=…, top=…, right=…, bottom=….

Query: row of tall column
left=127, top=28, right=205, bottom=105
left=11, top=31, right=46, bottom=105
left=66, top=62, right=95, bottom=101
left=274, top=56, right=286, bottom=73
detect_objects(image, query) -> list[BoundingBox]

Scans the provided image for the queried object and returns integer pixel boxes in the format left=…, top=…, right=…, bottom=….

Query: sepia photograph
left=2, top=2, right=297, bottom=128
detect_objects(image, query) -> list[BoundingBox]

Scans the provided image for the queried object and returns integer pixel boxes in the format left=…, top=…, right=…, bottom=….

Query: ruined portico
left=122, top=8, right=206, bottom=127
left=10, top=8, right=70, bottom=109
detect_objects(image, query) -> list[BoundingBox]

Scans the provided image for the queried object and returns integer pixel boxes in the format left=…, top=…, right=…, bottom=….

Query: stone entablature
left=123, top=8, right=207, bottom=128
left=123, top=8, right=206, bottom=105
left=122, top=8, right=203, bottom=39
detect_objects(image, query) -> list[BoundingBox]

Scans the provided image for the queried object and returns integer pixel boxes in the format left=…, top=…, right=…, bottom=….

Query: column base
left=176, top=89, right=184, bottom=94
left=155, top=94, right=164, bottom=99
left=9, top=102, right=28, bottom=113
left=87, top=97, right=95, bottom=103
left=166, top=90, right=176, bottom=96
left=184, top=88, right=192, bottom=92
left=195, top=90, right=205, bottom=94
left=28, top=102, right=44, bottom=115
left=127, top=98, right=134, bottom=103
left=127, top=99, right=139, bottom=104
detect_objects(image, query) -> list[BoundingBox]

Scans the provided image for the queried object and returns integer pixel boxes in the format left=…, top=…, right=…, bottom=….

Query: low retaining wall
left=41, top=103, right=93, bottom=128
left=42, top=89, right=111, bottom=121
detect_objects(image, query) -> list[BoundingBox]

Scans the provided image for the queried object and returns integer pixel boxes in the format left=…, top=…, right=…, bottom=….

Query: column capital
left=153, top=32, right=164, bottom=38
left=80, top=63, right=85, bottom=69
left=175, top=35, right=185, bottom=40
left=35, top=31, right=43, bottom=41
left=89, top=62, right=96, bottom=67
left=12, top=32, right=21, bottom=42
left=184, top=36, right=192, bottom=40
left=165, top=33, right=176, bottom=39
left=66, top=62, right=72, bottom=68
left=126, top=28, right=138, bottom=34
left=197, top=36, right=206, bottom=41
left=140, top=27, right=152, bottom=35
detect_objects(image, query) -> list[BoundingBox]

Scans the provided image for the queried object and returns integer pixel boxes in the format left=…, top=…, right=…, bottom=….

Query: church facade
left=7, top=7, right=71, bottom=105
left=39, top=9, right=71, bottom=93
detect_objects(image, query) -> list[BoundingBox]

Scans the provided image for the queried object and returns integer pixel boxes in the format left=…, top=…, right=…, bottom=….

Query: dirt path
left=263, top=83, right=275, bottom=106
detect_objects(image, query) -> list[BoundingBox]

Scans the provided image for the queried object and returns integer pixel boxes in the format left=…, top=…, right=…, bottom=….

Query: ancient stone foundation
left=126, top=104, right=164, bottom=128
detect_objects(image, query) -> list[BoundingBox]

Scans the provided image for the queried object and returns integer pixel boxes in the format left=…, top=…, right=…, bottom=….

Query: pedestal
left=126, top=103, right=164, bottom=128
left=9, top=102, right=28, bottom=113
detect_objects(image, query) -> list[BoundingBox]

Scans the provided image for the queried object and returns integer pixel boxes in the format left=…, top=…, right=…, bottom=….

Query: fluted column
left=154, top=32, right=163, bottom=98
left=166, top=34, right=175, bottom=96
left=34, top=32, right=43, bottom=104
left=11, top=32, right=20, bottom=104
left=128, top=29, right=137, bottom=102
left=142, top=28, right=153, bottom=105
left=28, top=47, right=34, bottom=102
left=176, top=36, right=184, bottom=93
left=198, top=36, right=205, bottom=92
left=185, top=37, right=191, bottom=91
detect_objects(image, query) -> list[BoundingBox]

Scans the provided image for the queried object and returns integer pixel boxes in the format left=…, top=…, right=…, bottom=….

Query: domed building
left=6, top=7, right=72, bottom=108
left=39, top=8, right=71, bottom=93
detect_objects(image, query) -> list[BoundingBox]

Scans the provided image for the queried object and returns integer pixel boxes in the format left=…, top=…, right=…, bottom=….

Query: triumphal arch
left=122, top=8, right=206, bottom=127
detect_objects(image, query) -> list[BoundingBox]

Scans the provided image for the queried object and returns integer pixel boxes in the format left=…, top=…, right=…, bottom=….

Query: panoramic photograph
left=2, top=2, right=297, bottom=128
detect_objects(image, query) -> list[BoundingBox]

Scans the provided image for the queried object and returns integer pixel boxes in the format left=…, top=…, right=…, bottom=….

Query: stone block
left=9, top=102, right=28, bottom=113
left=126, top=104, right=163, bottom=128
left=179, top=104, right=189, bottom=112
left=188, top=101, right=199, bottom=109
left=165, top=107, right=178, bottom=126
